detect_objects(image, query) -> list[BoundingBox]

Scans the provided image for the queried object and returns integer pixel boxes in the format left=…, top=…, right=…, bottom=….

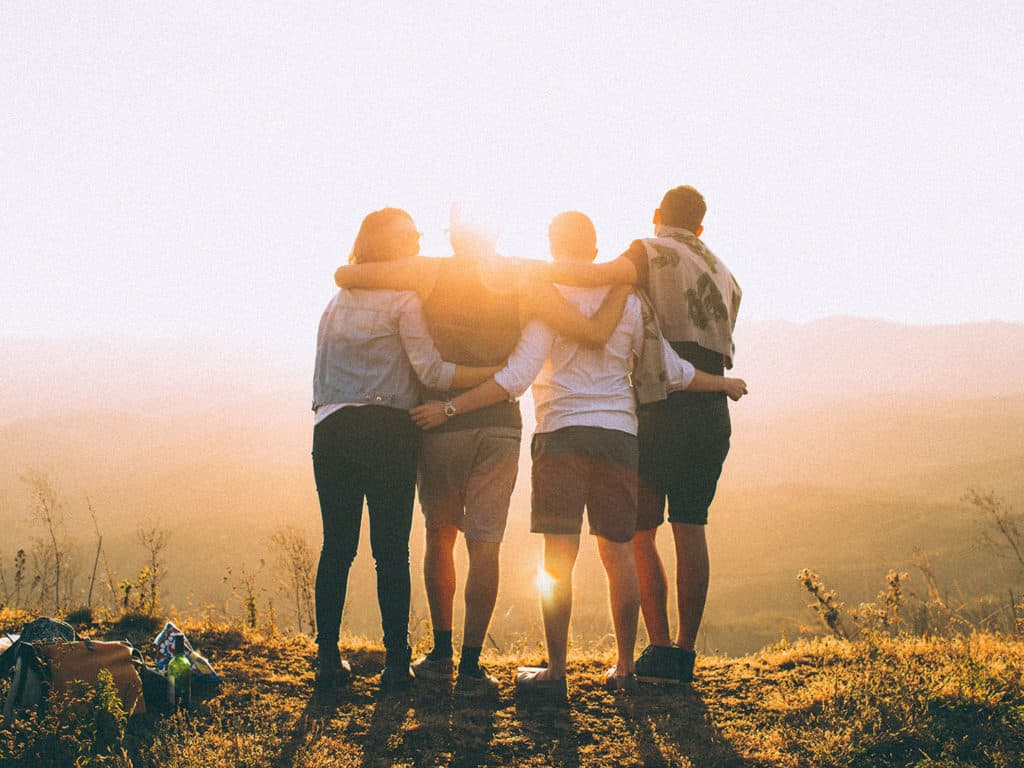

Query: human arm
left=397, top=293, right=498, bottom=391
left=662, top=340, right=747, bottom=401
left=409, top=380, right=511, bottom=430
left=410, top=320, right=554, bottom=430
left=685, top=370, right=748, bottom=401
left=518, top=282, right=632, bottom=349
left=334, top=256, right=439, bottom=293
left=450, top=363, right=503, bottom=389
left=533, top=252, right=639, bottom=288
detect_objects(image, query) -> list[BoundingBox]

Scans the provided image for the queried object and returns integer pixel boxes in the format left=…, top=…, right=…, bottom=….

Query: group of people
left=310, top=184, right=747, bottom=697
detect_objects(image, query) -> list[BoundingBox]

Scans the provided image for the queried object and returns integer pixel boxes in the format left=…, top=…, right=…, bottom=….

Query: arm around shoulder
left=520, top=282, right=631, bottom=348
left=334, top=257, right=437, bottom=292
left=540, top=253, right=638, bottom=287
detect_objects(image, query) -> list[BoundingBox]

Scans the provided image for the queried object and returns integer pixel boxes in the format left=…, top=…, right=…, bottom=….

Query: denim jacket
left=312, top=289, right=456, bottom=411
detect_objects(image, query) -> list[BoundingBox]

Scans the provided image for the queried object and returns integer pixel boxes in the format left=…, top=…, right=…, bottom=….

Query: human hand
left=410, top=400, right=448, bottom=430
left=723, top=378, right=748, bottom=401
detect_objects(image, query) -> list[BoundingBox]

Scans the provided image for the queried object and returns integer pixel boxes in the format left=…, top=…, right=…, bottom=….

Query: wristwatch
left=443, top=400, right=457, bottom=418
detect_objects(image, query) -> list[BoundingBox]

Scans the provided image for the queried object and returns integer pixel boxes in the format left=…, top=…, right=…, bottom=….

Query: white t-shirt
left=493, top=286, right=695, bottom=435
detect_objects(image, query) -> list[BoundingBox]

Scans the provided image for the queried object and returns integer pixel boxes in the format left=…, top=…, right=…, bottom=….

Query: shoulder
left=624, top=239, right=648, bottom=259
left=617, top=240, right=648, bottom=271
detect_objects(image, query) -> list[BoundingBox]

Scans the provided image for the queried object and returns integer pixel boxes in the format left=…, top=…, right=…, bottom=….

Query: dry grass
left=3, top=612, right=1024, bottom=767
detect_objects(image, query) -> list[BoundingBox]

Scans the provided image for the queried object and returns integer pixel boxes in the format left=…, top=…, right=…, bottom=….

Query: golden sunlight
left=535, top=564, right=556, bottom=598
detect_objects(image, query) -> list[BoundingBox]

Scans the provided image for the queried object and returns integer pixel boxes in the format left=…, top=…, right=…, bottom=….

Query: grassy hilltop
left=2, top=612, right=1023, bottom=768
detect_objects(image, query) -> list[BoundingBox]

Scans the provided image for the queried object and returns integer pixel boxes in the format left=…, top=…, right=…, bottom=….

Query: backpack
left=1, top=617, right=146, bottom=722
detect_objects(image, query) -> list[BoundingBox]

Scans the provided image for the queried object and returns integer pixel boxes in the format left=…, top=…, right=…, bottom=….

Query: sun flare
left=535, top=565, right=556, bottom=598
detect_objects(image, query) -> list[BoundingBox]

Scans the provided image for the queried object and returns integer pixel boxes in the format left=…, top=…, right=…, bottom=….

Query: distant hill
left=4, top=318, right=1024, bottom=424
left=0, top=335, right=308, bottom=423
left=735, top=317, right=1024, bottom=412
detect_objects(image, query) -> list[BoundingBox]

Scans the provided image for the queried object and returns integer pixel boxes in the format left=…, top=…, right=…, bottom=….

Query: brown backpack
left=2, top=638, right=146, bottom=722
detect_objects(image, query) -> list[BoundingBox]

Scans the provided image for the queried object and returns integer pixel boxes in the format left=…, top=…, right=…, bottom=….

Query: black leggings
left=312, top=405, right=420, bottom=651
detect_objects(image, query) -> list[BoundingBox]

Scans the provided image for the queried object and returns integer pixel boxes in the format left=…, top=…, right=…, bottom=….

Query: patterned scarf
left=642, top=225, right=741, bottom=369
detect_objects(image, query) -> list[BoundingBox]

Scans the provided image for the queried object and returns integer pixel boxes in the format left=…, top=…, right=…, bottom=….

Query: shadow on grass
left=345, top=682, right=502, bottom=767
left=358, top=693, right=415, bottom=767
left=619, top=687, right=761, bottom=768
left=275, top=693, right=342, bottom=767
left=449, top=692, right=501, bottom=768
left=515, top=695, right=579, bottom=768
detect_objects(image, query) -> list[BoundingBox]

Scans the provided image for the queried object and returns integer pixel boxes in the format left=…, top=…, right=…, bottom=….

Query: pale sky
left=2, top=2, right=1022, bottom=347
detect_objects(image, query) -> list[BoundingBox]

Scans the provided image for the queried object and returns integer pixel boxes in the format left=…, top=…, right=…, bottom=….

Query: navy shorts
left=637, top=391, right=731, bottom=528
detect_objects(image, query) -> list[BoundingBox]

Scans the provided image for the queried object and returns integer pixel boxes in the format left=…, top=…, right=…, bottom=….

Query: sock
left=429, top=630, right=453, bottom=659
left=459, top=645, right=482, bottom=672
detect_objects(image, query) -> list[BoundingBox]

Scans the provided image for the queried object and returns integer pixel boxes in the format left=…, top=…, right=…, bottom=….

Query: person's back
left=314, top=288, right=456, bottom=412
left=420, top=256, right=522, bottom=432
left=626, top=186, right=740, bottom=686
left=512, top=211, right=644, bottom=695
left=626, top=237, right=738, bottom=376
left=531, top=284, right=641, bottom=436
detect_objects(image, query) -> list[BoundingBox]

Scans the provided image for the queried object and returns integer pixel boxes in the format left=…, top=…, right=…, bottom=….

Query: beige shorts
left=417, top=426, right=521, bottom=543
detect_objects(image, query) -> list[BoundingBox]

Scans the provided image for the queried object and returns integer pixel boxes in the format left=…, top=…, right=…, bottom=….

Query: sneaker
left=411, top=654, right=455, bottom=682
left=604, top=666, right=638, bottom=692
left=678, top=648, right=696, bottom=684
left=455, top=663, right=500, bottom=698
left=515, top=666, right=568, bottom=698
left=380, top=646, right=414, bottom=694
left=634, top=644, right=682, bottom=685
left=314, top=658, right=352, bottom=693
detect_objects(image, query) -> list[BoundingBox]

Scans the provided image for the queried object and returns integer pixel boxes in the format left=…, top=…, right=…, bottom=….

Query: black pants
left=312, top=405, right=420, bottom=651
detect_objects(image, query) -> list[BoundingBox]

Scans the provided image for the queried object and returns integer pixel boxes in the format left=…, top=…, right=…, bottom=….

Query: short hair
left=658, top=186, right=707, bottom=232
left=349, top=207, right=416, bottom=264
left=548, top=211, right=597, bottom=260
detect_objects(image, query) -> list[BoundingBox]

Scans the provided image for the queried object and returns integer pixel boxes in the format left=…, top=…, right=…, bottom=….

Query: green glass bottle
left=167, top=634, right=192, bottom=711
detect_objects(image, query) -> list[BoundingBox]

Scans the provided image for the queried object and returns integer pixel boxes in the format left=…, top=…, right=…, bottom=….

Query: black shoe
left=411, top=654, right=455, bottom=681
left=315, top=643, right=352, bottom=693
left=380, top=646, right=414, bottom=693
left=455, top=663, right=500, bottom=698
left=678, top=648, right=696, bottom=684
left=634, top=644, right=682, bottom=685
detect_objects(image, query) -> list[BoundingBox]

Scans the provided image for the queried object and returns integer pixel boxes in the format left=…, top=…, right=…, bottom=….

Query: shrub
left=0, top=669, right=129, bottom=768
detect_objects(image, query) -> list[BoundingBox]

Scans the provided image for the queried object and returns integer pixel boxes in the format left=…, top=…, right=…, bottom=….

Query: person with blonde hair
left=312, top=207, right=499, bottom=694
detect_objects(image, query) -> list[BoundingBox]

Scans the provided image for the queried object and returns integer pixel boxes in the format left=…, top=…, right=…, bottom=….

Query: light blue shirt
left=312, top=289, right=455, bottom=412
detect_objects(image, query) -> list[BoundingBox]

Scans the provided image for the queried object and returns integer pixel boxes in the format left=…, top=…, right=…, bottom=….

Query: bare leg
left=537, top=534, right=580, bottom=679
left=463, top=538, right=501, bottom=648
left=632, top=527, right=671, bottom=646
left=423, top=525, right=458, bottom=633
left=597, top=536, right=640, bottom=674
left=672, top=522, right=709, bottom=650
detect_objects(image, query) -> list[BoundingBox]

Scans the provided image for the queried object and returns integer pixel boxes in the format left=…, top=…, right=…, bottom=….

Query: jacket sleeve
left=396, top=293, right=456, bottom=391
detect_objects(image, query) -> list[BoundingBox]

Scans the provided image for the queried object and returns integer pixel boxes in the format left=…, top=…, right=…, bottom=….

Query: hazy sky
left=2, top=2, right=1022, bottom=346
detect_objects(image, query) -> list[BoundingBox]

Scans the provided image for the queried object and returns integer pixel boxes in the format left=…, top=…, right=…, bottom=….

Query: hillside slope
left=2, top=616, right=1022, bottom=768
